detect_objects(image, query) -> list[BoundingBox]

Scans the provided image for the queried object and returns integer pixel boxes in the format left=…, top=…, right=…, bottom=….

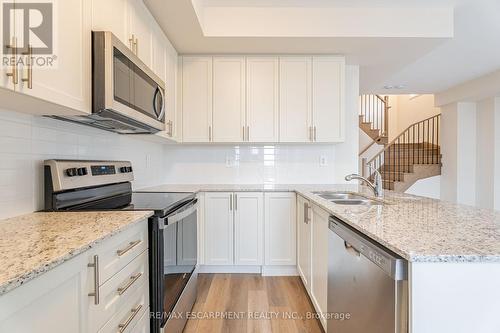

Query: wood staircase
left=365, top=115, right=442, bottom=192
left=359, top=95, right=389, bottom=145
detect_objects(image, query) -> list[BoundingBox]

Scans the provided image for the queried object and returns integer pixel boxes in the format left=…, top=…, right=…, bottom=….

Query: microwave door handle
left=153, top=86, right=165, bottom=121
left=165, top=200, right=198, bottom=225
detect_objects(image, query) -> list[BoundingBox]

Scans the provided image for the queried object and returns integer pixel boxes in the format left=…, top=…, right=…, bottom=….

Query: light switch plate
left=320, top=155, right=328, bottom=167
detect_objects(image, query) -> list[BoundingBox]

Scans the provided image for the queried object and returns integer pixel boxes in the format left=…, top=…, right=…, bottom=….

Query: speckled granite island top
left=0, top=211, right=153, bottom=295
left=141, top=184, right=500, bottom=263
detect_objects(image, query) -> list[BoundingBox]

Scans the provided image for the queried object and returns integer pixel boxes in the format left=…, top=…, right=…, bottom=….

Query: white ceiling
left=144, top=0, right=500, bottom=94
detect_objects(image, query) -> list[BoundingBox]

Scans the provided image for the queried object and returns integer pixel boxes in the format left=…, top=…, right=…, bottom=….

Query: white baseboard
left=261, top=265, right=298, bottom=276
left=198, top=265, right=262, bottom=274
left=198, top=265, right=299, bottom=276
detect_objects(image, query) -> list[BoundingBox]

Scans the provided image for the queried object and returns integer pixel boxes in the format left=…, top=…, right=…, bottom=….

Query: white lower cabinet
left=0, top=220, right=149, bottom=333
left=204, top=192, right=263, bottom=266
left=264, top=192, right=297, bottom=266
left=311, top=204, right=329, bottom=330
left=297, top=195, right=312, bottom=292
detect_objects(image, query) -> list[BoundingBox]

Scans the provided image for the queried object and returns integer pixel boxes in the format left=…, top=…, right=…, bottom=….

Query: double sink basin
left=312, top=191, right=384, bottom=206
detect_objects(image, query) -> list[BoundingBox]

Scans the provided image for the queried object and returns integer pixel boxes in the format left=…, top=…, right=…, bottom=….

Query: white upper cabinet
left=234, top=193, right=264, bottom=265
left=127, top=0, right=153, bottom=67
left=279, top=57, right=312, bottom=142
left=312, top=56, right=345, bottom=142
left=17, top=0, right=91, bottom=114
left=212, top=57, right=246, bottom=142
left=91, top=0, right=128, bottom=44
left=182, top=56, right=213, bottom=142
left=165, top=44, right=180, bottom=140
left=246, top=57, right=279, bottom=142
left=151, top=24, right=167, bottom=83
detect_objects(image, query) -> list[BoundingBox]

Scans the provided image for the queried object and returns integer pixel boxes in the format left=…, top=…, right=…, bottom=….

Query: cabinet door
left=204, top=192, right=234, bottom=265
left=0, top=252, right=89, bottom=333
left=17, top=0, right=91, bottom=114
left=246, top=57, right=279, bottom=142
left=311, top=204, right=329, bottom=329
left=212, top=57, right=246, bottom=142
left=279, top=57, right=312, bottom=142
left=0, top=1, right=19, bottom=91
left=91, top=0, right=127, bottom=44
left=312, top=56, right=345, bottom=142
left=264, top=192, right=297, bottom=266
left=297, top=195, right=312, bottom=292
left=182, top=56, right=213, bottom=142
left=127, top=0, right=153, bottom=67
left=165, top=43, right=180, bottom=140
left=234, top=192, right=263, bottom=265
left=152, top=24, right=167, bottom=83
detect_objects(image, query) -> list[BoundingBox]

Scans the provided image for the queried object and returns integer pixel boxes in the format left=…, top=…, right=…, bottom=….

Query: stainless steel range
left=44, top=159, right=198, bottom=333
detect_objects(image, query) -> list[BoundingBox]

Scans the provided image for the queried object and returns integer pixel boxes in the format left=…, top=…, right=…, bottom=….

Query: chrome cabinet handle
left=167, top=120, right=173, bottom=137
left=303, top=202, right=310, bottom=224
left=309, top=126, right=313, bottom=142
left=117, top=272, right=143, bottom=295
left=129, top=34, right=135, bottom=51
left=209, top=126, right=212, bottom=142
left=5, top=37, right=18, bottom=84
left=229, top=193, right=233, bottom=211
left=118, top=304, right=143, bottom=332
left=87, top=255, right=100, bottom=305
left=314, top=126, right=317, bottom=141
left=242, top=126, right=245, bottom=141
left=117, top=240, right=141, bottom=257
left=246, top=126, right=250, bottom=141
left=234, top=193, right=237, bottom=210
left=21, top=44, right=33, bottom=89
left=134, top=37, right=139, bottom=55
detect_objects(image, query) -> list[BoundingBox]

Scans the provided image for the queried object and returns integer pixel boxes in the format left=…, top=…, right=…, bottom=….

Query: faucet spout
left=345, top=166, right=383, bottom=197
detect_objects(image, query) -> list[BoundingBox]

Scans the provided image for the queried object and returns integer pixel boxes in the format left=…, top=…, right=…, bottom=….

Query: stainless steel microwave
left=52, top=31, right=165, bottom=134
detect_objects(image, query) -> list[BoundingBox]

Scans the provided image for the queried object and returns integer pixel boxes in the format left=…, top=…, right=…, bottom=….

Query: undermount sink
left=312, top=191, right=383, bottom=206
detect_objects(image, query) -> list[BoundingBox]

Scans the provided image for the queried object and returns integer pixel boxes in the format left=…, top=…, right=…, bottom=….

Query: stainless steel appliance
left=44, top=160, right=198, bottom=333
left=328, top=216, right=408, bottom=333
left=51, top=31, right=165, bottom=134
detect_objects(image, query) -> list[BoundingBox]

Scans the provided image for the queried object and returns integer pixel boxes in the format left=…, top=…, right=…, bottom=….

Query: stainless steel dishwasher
left=327, top=216, right=408, bottom=333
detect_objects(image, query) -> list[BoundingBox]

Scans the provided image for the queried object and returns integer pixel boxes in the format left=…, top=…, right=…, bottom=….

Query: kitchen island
left=141, top=183, right=500, bottom=333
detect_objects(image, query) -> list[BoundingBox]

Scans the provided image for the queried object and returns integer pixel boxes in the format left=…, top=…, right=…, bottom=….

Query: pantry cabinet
left=297, top=195, right=312, bottom=292
left=246, top=57, right=279, bottom=142
left=182, top=56, right=213, bottom=143
left=212, top=57, right=246, bottom=142
left=204, top=192, right=263, bottom=266
left=279, top=57, right=313, bottom=142
left=264, top=192, right=297, bottom=266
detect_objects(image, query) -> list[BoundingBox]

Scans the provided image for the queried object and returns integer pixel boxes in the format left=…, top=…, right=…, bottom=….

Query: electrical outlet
left=225, top=155, right=234, bottom=168
left=320, top=155, right=328, bottom=167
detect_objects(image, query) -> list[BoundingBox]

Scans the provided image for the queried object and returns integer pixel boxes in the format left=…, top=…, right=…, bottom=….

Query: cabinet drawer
left=98, top=283, right=149, bottom=333
left=130, top=306, right=150, bottom=333
left=89, top=250, right=149, bottom=332
left=97, top=222, right=148, bottom=285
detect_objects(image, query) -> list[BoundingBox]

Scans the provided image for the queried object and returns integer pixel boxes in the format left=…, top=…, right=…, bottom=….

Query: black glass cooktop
left=65, top=191, right=195, bottom=217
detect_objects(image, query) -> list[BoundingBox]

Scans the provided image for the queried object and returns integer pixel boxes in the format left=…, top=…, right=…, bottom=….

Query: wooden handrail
left=368, top=113, right=441, bottom=163
left=365, top=114, right=441, bottom=186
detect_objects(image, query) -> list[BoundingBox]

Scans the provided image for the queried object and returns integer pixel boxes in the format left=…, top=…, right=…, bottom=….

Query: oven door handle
left=164, top=199, right=198, bottom=226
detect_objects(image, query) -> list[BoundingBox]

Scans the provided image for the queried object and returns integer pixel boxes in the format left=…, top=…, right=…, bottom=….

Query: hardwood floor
left=183, top=274, right=324, bottom=333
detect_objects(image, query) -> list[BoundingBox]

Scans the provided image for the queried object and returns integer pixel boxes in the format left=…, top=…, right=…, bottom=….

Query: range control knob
left=127, top=166, right=133, bottom=173
left=120, top=166, right=128, bottom=173
left=65, top=168, right=78, bottom=177
left=77, top=167, right=88, bottom=176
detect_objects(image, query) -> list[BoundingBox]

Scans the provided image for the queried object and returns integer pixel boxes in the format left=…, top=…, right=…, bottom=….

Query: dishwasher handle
left=329, top=216, right=407, bottom=281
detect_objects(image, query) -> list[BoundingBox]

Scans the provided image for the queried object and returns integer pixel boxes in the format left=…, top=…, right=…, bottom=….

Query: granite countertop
left=0, top=211, right=153, bottom=296
left=141, top=184, right=500, bottom=263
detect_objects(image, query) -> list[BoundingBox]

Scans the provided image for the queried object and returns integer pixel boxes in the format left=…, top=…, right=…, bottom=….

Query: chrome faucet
left=345, top=165, right=383, bottom=197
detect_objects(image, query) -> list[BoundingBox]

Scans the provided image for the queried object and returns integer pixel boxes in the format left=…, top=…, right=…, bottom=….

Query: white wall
left=405, top=176, right=441, bottom=199
left=476, top=98, right=496, bottom=209
left=0, top=109, right=166, bottom=219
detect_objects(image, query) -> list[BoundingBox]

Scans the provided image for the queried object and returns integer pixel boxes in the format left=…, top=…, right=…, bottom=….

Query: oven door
left=158, top=199, right=198, bottom=332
